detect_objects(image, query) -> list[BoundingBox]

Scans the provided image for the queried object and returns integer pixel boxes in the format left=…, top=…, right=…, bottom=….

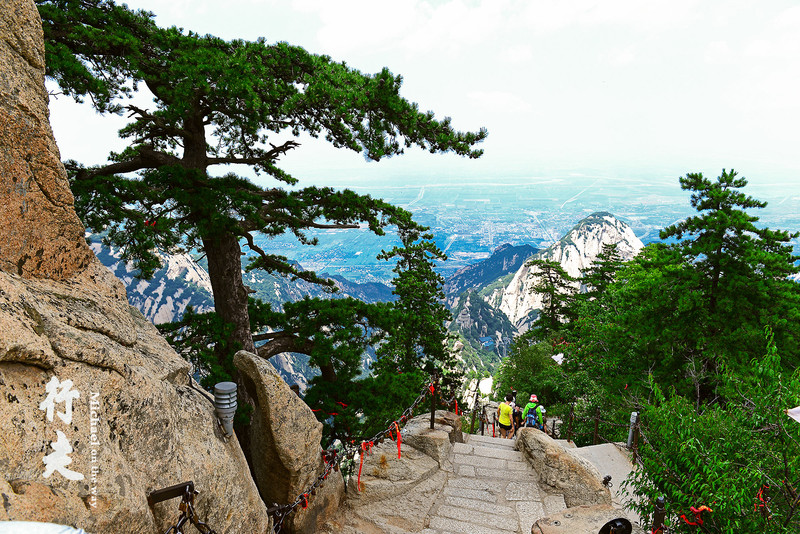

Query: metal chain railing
left=266, top=376, right=442, bottom=533
left=147, top=481, right=218, bottom=534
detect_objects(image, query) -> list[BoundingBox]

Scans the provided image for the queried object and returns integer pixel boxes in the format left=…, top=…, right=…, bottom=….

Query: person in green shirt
left=523, top=394, right=546, bottom=431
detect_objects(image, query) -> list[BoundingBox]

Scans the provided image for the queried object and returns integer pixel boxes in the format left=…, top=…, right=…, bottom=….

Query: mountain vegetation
left=448, top=291, right=515, bottom=373
left=497, top=170, right=800, bottom=532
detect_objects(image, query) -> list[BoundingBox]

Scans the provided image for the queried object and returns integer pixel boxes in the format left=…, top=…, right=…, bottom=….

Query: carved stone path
left=423, top=433, right=566, bottom=534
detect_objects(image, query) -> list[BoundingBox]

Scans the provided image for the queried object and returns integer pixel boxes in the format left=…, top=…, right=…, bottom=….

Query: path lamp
left=214, top=382, right=237, bottom=437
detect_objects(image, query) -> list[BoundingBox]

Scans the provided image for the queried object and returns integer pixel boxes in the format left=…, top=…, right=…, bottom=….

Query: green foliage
left=626, top=332, right=800, bottom=533
left=526, top=258, right=577, bottom=342
left=563, top=170, right=800, bottom=406
left=159, top=305, right=238, bottom=389
left=492, top=338, right=562, bottom=407
left=375, top=226, right=458, bottom=379
left=447, top=292, right=513, bottom=373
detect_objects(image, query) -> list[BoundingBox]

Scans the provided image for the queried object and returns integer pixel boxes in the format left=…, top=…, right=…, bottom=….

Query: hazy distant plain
left=253, top=175, right=800, bottom=283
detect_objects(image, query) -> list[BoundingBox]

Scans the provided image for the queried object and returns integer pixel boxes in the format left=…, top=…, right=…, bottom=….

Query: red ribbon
left=429, top=383, right=435, bottom=394
left=336, top=401, right=348, bottom=407
left=455, top=400, right=459, bottom=415
left=300, top=494, right=309, bottom=509
left=389, top=421, right=402, bottom=459
left=756, top=485, right=769, bottom=511
left=356, top=441, right=374, bottom=493
left=681, top=505, right=712, bottom=526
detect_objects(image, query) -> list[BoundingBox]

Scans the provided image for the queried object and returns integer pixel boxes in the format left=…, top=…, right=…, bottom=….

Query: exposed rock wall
left=0, top=2, right=270, bottom=532
left=0, top=0, right=94, bottom=280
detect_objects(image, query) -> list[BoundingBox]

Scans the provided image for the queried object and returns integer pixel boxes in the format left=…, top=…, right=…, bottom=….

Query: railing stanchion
left=566, top=404, right=574, bottom=443
left=652, top=495, right=666, bottom=534
left=469, top=386, right=479, bottom=434
left=430, top=374, right=438, bottom=430
left=593, top=407, right=600, bottom=445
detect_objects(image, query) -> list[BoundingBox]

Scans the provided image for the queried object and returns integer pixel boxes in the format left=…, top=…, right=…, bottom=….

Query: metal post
left=469, top=387, right=479, bottom=434
left=652, top=496, right=666, bottom=534
left=566, top=405, right=574, bottom=443
left=593, top=407, right=600, bottom=445
left=430, top=374, right=438, bottom=430
left=480, top=406, right=486, bottom=436
left=626, top=412, right=639, bottom=449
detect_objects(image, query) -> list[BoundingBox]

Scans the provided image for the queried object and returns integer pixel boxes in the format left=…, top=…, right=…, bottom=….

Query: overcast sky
left=47, top=0, right=800, bottom=190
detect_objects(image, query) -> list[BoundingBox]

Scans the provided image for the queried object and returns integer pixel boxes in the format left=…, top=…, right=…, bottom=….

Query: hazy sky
left=47, top=0, right=800, bottom=190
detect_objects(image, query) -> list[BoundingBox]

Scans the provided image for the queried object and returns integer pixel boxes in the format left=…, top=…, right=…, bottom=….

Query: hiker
left=512, top=404, right=523, bottom=436
left=497, top=393, right=515, bottom=439
left=523, top=394, right=546, bottom=431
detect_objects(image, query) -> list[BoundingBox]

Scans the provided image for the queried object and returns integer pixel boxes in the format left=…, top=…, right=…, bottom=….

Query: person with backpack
left=512, top=404, right=524, bottom=437
left=496, top=393, right=515, bottom=439
left=523, top=394, right=546, bottom=431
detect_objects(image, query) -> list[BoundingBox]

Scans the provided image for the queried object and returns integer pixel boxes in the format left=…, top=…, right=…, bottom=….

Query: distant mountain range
left=444, top=243, right=538, bottom=306
left=487, top=212, right=643, bottom=331
left=90, top=211, right=646, bottom=384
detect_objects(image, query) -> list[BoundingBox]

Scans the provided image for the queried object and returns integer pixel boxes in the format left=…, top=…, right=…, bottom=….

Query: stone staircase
left=423, top=434, right=566, bottom=534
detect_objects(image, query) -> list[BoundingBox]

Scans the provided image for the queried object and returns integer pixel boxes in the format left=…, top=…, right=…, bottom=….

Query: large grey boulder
left=234, top=350, right=344, bottom=533
left=516, top=428, right=611, bottom=507
left=0, top=3, right=270, bottom=532
left=0, top=265, right=271, bottom=533
left=402, top=410, right=463, bottom=470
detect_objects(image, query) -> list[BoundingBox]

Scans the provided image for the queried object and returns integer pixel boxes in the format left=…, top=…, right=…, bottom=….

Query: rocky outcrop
left=0, top=0, right=94, bottom=280
left=496, top=212, right=643, bottom=329
left=321, top=412, right=461, bottom=533
left=0, top=2, right=269, bottom=532
left=400, top=410, right=463, bottom=470
left=234, top=350, right=344, bottom=534
left=516, top=428, right=611, bottom=508
left=532, top=504, right=643, bottom=534
left=444, top=243, right=538, bottom=305
left=0, top=264, right=270, bottom=532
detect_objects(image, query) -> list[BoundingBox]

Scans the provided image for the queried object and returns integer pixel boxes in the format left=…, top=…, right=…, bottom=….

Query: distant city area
left=253, top=175, right=800, bottom=284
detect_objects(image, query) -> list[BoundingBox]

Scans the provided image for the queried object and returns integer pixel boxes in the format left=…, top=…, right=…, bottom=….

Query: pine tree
left=660, top=170, right=800, bottom=386
left=580, top=242, right=624, bottom=301
left=527, top=258, right=577, bottom=342
left=38, top=0, right=486, bottom=374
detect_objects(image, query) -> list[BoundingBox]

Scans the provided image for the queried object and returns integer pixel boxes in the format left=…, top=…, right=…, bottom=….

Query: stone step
left=432, top=504, right=519, bottom=532
left=465, top=434, right=518, bottom=449
left=428, top=516, right=516, bottom=534
left=544, top=494, right=567, bottom=515
left=453, top=442, right=527, bottom=462
left=444, top=494, right=514, bottom=515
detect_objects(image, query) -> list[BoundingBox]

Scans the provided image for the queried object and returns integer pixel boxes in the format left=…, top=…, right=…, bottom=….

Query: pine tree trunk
left=202, top=229, right=255, bottom=354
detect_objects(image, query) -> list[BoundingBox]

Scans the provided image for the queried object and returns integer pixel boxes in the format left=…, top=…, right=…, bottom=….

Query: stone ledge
left=516, top=428, right=611, bottom=508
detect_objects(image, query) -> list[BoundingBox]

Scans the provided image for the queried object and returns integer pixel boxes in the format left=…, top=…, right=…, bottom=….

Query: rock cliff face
left=0, top=0, right=94, bottom=280
left=444, top=243, right=538, bottom=306
left=0, top=2, right=269, bottom=532
left=494, top=212, right=643, bottom=329
left=89, top=238, right=214, bottom=324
